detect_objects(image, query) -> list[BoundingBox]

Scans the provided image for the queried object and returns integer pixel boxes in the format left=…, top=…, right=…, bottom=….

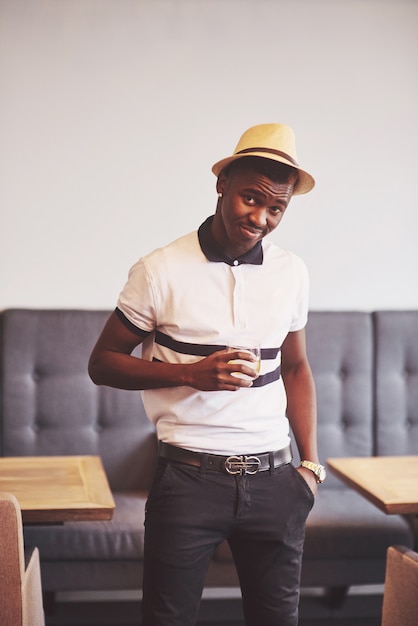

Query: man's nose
left=249, top=207, right=267, bottom=227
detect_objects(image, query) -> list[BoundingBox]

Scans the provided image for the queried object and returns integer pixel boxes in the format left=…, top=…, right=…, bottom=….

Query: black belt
left=159, top=442, right=292, bottom=476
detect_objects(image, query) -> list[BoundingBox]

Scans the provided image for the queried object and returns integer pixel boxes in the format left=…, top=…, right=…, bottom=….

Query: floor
left=44, top=586, right=384, bottom=626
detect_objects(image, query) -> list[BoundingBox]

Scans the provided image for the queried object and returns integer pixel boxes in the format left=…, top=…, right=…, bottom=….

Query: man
left=88, top=123, right=326, bottom=626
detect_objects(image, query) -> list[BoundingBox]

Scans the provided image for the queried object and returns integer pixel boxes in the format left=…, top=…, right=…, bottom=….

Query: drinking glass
left=227, top=341, right=261, bottom=381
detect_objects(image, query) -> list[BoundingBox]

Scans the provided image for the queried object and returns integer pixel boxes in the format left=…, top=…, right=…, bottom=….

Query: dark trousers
left=141, top=457, right=314, bottom=626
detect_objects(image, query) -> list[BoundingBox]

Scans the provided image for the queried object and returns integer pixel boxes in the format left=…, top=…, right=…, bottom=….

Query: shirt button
left=233, top=260, right=239, bottom=266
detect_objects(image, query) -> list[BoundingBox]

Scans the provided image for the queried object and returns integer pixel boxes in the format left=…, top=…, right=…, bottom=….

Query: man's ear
left=216, top=171, right=228, bottom=196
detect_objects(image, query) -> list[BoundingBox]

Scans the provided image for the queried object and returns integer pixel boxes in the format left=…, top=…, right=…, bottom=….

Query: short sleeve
left=117, top=258, right=157, bottom=334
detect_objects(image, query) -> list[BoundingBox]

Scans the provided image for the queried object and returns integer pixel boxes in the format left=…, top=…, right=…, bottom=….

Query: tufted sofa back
left=374, top=311, right=418, bottom=455
left=0, top=309, right=157, bottom=492
left=303, top=311, right=374, bottom=487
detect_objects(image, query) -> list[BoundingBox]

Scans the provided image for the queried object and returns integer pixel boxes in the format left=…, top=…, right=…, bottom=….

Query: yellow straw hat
left=212, top=123, right=315, bottom=195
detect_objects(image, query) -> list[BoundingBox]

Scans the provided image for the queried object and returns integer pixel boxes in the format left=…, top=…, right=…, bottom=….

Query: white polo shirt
left=117, top=216, right=309, bottom=455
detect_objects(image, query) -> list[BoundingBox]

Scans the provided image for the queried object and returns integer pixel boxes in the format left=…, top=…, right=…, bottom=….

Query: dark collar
left=198, top=216, right=263, bottom=266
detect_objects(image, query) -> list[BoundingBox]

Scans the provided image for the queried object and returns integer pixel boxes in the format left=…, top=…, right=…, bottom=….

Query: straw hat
left=212, top=123, right=315, bottom=195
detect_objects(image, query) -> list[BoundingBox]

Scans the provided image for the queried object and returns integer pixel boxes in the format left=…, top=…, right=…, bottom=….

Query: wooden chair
left=0, top=492, right=45, bottom=626
left=381, top=545, right=418, bottom=626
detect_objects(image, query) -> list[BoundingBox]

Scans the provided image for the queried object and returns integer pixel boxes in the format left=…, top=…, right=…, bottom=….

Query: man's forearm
left=88, top=351, right=190, bottom=390
left=283, top=362, right=319, bottom=462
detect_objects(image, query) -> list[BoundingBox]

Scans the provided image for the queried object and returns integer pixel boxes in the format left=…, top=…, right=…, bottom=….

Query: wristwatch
left=300, top=460, right=327, bottom=484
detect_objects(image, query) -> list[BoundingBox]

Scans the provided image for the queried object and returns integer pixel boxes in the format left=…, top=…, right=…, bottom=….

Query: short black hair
left=223, top=156, right=298, bottom=186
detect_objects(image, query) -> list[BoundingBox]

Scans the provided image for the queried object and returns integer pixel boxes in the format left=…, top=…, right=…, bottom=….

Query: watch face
left=318, top=466, right=326, bottom=482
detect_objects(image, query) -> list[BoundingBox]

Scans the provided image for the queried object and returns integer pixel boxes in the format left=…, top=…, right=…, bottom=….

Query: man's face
left=212, top=160, right=297, bottom=259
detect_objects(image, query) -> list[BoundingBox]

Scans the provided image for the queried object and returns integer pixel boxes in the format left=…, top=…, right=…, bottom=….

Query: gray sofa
left=0, top=309, right=416, bottom=602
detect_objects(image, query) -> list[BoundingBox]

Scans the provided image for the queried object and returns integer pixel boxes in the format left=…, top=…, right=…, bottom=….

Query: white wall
left=1, top=0, right=417, bottom=311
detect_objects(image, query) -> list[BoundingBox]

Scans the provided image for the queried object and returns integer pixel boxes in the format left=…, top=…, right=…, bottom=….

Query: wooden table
left=327, top=455, right=418, bottom=551
left=327, top=456, right=418, bottom=515
left=0, top=455, right=115, bottom=523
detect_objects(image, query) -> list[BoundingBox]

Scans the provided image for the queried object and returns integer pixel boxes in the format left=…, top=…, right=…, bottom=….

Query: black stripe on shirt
left=115, top=307, right=151, bottom=338
left=155, top=331, right=281, bottom=359
left=252, top=365, right=281, bottom=387
left=155, top=330, right=225, bottom=356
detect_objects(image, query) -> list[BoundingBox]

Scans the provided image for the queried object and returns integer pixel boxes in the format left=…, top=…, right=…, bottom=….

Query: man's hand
left=186, top=349, right=258, bottom=391
left=296, top=465, right=318, bottom=496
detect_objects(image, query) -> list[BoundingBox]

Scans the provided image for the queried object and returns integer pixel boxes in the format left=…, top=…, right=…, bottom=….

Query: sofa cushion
left=303, top=488, right=414, bottom=559
left=24, top=492, right=146, bottom=561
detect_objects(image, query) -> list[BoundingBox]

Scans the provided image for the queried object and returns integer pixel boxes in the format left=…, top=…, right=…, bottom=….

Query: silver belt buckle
left=224, top=455, right=261, bottom=475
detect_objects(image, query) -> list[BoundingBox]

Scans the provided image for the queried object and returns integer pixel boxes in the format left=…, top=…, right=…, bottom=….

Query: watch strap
left=300, top=460, right=326, bottom=483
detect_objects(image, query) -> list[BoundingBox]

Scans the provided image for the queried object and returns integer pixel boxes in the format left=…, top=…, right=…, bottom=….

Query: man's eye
left=244, top=195, right=256, bottom=204
left=268, top=206, right=284, bottom=216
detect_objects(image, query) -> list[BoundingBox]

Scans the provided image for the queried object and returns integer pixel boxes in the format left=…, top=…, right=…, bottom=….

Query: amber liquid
left=229, top=348, right=261, bottom=380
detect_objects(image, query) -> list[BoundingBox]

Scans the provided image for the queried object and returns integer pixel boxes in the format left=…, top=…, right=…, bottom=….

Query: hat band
left=236, top=147, right=299, bottom=167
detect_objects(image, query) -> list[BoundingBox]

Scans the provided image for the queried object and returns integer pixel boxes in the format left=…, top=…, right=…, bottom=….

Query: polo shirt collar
left=198, top=216, right=263, bottom=266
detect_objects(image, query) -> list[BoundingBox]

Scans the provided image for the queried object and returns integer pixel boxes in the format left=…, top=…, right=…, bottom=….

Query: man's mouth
left=240, top=224, right=265, bottom=239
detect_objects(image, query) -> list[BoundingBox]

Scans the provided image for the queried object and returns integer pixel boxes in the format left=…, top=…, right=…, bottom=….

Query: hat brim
left=212, top=152, right=315, bottom=195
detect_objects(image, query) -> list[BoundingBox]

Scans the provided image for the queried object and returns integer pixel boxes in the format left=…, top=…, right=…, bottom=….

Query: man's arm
left=281, top=328, right=319, bottom=494
left=88, top=310, right=257, bottom=392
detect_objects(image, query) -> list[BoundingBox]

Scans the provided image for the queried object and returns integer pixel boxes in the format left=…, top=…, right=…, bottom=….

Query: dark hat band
left=236, top=147, right=299, bottom=167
